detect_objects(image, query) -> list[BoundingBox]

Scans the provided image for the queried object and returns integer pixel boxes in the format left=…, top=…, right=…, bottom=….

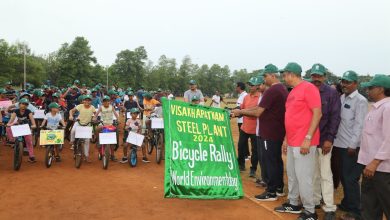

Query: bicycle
left=124, top=127, right=139, bottom=167
left=145, top=114, right=165, bottom=164
left=73, top=119, right=94, bottom=169
left=96, top=120, right=118, bottom=169
left=9, top=120, right=34, bottom=171
left=41, top=126, right=64, bottom=168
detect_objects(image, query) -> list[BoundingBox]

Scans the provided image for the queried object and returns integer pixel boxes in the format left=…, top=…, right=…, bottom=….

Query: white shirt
left=236, top=91, right=247, bottom=124
left=168, top=94, right=174, bottom=100
left=211, top=95, right=221, bottom=108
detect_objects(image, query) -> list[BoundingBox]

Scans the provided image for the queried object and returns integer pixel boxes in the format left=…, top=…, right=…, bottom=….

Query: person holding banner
left=40, top=102, right=66, bottom=162
left=6, top=98, right=37, bottom=163
left=94, top=95, right=120, bottom=161
left=69, top=95, right=96, bottom=163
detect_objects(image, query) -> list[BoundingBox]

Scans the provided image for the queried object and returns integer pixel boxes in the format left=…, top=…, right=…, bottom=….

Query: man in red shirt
left=274, top=62, right=322, bottom=220
left=237, top=77, right=262, bottom=176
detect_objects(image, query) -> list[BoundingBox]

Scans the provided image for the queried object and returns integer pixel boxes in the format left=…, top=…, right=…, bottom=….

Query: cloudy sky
left=1, top=0, right=389, bottom=75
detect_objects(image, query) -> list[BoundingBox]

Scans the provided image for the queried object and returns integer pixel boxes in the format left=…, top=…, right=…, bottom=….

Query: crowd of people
left=1, top=65, right=389, bottom=220
left=231, top=63, right=390, bottom=220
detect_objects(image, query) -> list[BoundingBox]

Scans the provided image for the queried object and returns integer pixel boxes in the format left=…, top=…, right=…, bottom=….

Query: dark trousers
left=258, top=138, right=283, bottom=193
left=334, top=147, right=363, bottom=216
left=361, top=172, right=390, bottom=220
left=237, top=129, right=257, bottom=170
left=140, top=104, right=144, bottom=119
left=237, top=123, right=250, bottom=157
left=331, top=148, right=341, bottom=189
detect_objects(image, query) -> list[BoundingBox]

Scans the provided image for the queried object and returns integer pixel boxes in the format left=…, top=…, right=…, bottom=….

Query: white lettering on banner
left=75, top=126, right=93, bottom=139
left=171, top=141, right=233, bottom=170
left=99, top=132, right=117, bottom=145
left=11, top=124, right=31, bottom=137
left=170, top=171, right=239, bottom=190
left=33, top=110, right=45, bottom=119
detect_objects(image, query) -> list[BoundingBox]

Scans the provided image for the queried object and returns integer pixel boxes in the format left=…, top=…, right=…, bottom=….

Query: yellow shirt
left=75, top=104, right=96, bottom=125
left=143, top=99, right=160, bottom=116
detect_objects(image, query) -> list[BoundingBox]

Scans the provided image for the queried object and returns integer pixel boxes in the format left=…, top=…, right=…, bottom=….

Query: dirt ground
left=0, top=98, right=352, bottom=220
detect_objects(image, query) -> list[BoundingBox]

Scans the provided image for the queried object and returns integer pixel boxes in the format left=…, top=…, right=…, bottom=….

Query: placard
left=126, top=131, right=144, bottom=147
left=0, top=100, right=12, bottom=109
left=40, top=130, right=64, bottom=145
left=75, top=126, right=93, bottom=139
left=11, top=124, right=31, bottom=137
left=151, top=118, right=164, bottom=129
left=33, top=110, right=46, bottom=119
left=99, top=132, right=117, bottom=145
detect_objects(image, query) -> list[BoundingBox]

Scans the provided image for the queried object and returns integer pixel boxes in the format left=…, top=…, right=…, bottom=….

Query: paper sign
left=75, top=126, right=93, bottom=139
left=34, top=110, right=46, bottom=119
left=126, top=131, right=144, bottom=147
left=99, top=132, right=117, bottom=144
left=0, top=100, right=12, bottom=109
left=151, top=118, right=164, bottom=129
left=40, top=130, right=64, bottom=145
left=11, top=124, right=31, bottom=137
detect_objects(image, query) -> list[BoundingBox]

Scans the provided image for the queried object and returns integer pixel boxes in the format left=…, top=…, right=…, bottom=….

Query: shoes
left=249, top=169, right=256, bottom=178
left=239, top=166, right=246, bottom=172
left=337, top=203, right=350, bottom=212
left=274, top=202, right=302, bottom=214
left=296, top=210, right=318, bottom=220
left=340, top=213, right=362, bottom=220
left=255, top=191, right=277, bottom=201
left=276, top=187, right=285, bottom=197
left=110, top=155, right=118, bottom=162
left=324, top=211, right=336, bottom=220
left=70, top=145, right=74, bottom=150
left=28, top=157, right=37, bottom=163
left=142, top=157, right=150, bottom=163
left=315, top=204, right=321, bottom=209
left=255, top=179, right=267, bottom=187
left=120, top=157, right=128, bottom=163
left=55, top=156, right=62, bottom=162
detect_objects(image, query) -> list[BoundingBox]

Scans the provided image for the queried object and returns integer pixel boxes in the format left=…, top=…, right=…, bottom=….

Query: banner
left=40, top=130, right=64, bottom=145
left=162, top=98, right=243, bottom=199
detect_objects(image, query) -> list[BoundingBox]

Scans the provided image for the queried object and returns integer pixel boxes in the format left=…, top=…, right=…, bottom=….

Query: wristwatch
left=305, top=135, right=312, bottom=140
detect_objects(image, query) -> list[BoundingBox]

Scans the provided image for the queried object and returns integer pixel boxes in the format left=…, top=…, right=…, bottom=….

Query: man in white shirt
left=236, top=82, right=248, bottom=158
left=211, top=91, right=221, bottom=108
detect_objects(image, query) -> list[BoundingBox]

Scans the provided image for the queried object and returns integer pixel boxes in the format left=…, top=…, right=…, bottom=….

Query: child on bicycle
left=40, top=102, right=66, bottom=162
left=6, top=98, right=37, bottom=163
left=93, top=95, right=119, bottom=161
left=121, top=108, right=150, bottom=163
left=142, top=92, right=159, bottom=138
left=69, top=95, right=96, bottom=163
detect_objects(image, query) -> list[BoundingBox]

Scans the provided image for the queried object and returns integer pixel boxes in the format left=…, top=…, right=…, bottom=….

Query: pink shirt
left=358, top=97, right=390, bottom=172
left=285, top=81, right=321, bottom=146
left=240, top=92, right=260, bottom=134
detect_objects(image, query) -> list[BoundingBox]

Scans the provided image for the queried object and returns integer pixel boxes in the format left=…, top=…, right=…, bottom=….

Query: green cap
left=74, top=80, right=80, bottom=84
left=83, top=95, right=92, bottom=101
left=130, top=108, right=140, bottom=113
left=91, top=88, right=97, bottom=93
left=341, top=71, right=358, bottom=82
left=143, top=92, right=152, bottom=98
left=157, top=88, right=162, bottom=92
left=5, top=81, right=12, bottom=85
left=52, top=93, right=60, bottom=98
left=361, top=74, right=390, bottom=89
left=303, top=77, right=313, bottom=82
left=102, top=95, right=110, bottom=101
left=48, top=102, right=60, bottom=109
left=19, top=98, right=29, bottom=104
left=108, top=90, right=117, bottom=95
left=127, top=91, right=134, bottom=96
left=37, top=91, right=45, bottom=97
left=260, top=64, right=279, bottom=75
left=0, top=88, right=6, bottom=94
left=247, top=76, right=264, bottom=86
left=191, top=95, right=200, bottom=101
left=279, top=62, right=302, bottom=75
left=189, top=80, right=196, bottom=85
left=310, top=63, right=327, bottom=76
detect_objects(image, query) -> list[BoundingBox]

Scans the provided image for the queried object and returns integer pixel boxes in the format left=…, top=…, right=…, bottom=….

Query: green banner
left=163, top=98, right=243, bottom=199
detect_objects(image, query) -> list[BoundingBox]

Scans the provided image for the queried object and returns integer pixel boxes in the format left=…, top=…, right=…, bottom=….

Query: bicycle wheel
left=128, top=147, right=137, bottom=167
left=102, top=145, right=110, bottom=170
left=156, top=132, right=164, bottom=164
left=146, top=133, right=153, bottom=154
left=74, top=141, right=82, bottom=169
left=45, top=146, right=54, bottom=168
left=13, top=141, right=23, bottom=171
